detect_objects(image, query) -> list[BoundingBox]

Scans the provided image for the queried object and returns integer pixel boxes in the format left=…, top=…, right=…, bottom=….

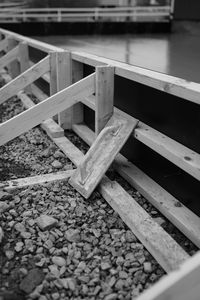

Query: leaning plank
left=0, top=55, right=50, bottom=105
left=69, top=112, right=138, bottom=199
left=137, top=251, right=200, bottom=300
left=0, top=44, right=19, bottom=71
left=0, top=73, right=95, bottom=146
left=0, top=170, right=74, bottom=191
left=72, top=123, right=200, bottom=248
left=54, top=133, right=189, bottom=272
left=0, top=38, right=9, bottom=52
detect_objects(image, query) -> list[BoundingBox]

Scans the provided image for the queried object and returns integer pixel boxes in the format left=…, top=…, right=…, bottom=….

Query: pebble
left=15, top=242, right=24, bottom=252
left=5, top=250, right=14, bottom=260
left=65, top=228, right=80, bottom=242
left=104, top=294, right=118, bottom=300
left=0, top=201, right=9, bottom=213
left=153, top=217, right=166, bottom=226
left=52, top=256, right=66, bottom=267
left=14, top=222, right=26, bottom=233
left=143, top=262, right=152, bottom=273
left=51, top=160, right=63, bottom=169
left=36, top=215, right=58, bottom=231
left=101, top=262, right=111, bottom=270
left=20, top=268, right=44, bottom=294
left=20, top=231, right=32, bottom=239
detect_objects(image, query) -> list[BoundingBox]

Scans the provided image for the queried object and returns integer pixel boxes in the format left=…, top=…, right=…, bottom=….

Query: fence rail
left=0, top=6, right=172, bottom=23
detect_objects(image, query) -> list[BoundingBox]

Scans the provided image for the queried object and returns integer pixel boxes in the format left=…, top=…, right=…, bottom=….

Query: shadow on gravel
left=0, top=157, right=32, bottom=181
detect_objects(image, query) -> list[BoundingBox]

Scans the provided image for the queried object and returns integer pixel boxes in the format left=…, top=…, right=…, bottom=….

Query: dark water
left=36, top=32, right=200, bottom=83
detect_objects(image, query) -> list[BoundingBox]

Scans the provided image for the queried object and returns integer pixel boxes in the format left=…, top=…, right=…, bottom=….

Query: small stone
left=14, top=222, right=26, bottom=233
left=15, top=242, right=24, bottom=252
left=21, top=231, right=32, bottom=239
left=52, top=256, right=66, bottom=267
left=5, top=250, right=14, bottom=260
left=20, top=268, right=44, bottom=294
left=101, top=262, right=111, bottom=270
left=36, top=215, right=58, bottom=231
left=104, top=294, right=118, bottom=300
left=0, top=227, right=3, bottom=243
left=143, top=262, right=152, bottom=273
left=153, top=217, right=166, bottom=226
left=22, top=210, right=32, bottom=217
left=54, top=150, right=65, bottom=159
left=67, top=278, right=76, bottom=291
left=65, top=229, right=80, bottom=242
left=49, top=265, right=60, bottom=277
left=0, top=201, right=9, bottom=213
left=52, top=160, right=62, bottom=169
left=116, top=256, right=124, bottom=265
left=125, top=230, right=137, bottom=243
left=119, top=271, right=128, bottom=279
left=52, top=292, right=60, bottom=300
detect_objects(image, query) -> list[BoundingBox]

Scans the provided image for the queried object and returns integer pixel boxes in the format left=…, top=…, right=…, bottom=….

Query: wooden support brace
left=0, top=55, right=50, bottom=105
left=18, top=42, right=31, bottom=93
left=69, top=112, right=138, bottom=199
left=0, top=73, right=95, bottom=146
left=0, top=44, right=20, bottom=72
left=7, top=38, right=20, bottom=78
left=95, top=65, right=114, bottom=136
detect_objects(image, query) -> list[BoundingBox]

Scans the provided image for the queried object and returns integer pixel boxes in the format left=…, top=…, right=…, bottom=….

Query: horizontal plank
left=0, top=170, right=74, bottom=191
left=72, top=123, right=200, bottom=248
left=55, top=132, right=189, bottom=272
left=137, top=251, right=200, bottom=300
left=0, top=56, right=50, bottom=105
left=0, top=44, right=19, bottom=71
left=0, top=73, right=95, bottom=146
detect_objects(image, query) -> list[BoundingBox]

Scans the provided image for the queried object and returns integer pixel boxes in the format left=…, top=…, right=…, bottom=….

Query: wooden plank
left=0, top=38, right=9, bottom=52
left=95, top=66, right=114, bottom=136
left=137, top=251, right=200, bottom=300
left=0, top=73, right=95, bottom=146
left=0, top=56, right=50, bottom=105
left=0, top=44, right=19, bottom=71
left=0, top=170, right=74, bottom=191
left=72, top=123, right=200, bottom=248
left=18, top=91, right=64, bottom=139
left=7, top=38, right=19, bottom=78
left=57, top=51, right=72, bottom=129
left=69, top=113, right=138, bottom=199
left=50, top=51, right=58, bottom=122
left=54, top=133, right=189, bottom=272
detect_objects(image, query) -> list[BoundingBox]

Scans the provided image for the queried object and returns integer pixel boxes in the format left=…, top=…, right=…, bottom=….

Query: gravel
left=0, top=76, right=198, bottom=300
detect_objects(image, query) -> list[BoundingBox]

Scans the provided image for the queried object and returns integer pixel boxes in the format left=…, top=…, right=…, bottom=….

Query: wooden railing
left=0, top=6, right=172, bottom=23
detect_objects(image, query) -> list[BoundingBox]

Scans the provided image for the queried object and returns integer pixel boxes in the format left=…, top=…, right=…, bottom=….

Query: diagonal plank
left=69, top=112, right=138, bottom=198
left=0, top=55, right=50, bottom=105
left=0, top=73, right=95, bottom=147
left=0, top=44, right=19, bottom=71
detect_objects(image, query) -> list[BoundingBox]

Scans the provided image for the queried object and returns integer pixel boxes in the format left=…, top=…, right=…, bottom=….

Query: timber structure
left=0, top=28, right=200, bottom=299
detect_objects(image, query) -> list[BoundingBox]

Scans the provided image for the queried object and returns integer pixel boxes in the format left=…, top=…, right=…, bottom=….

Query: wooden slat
left=50, top=51, right=58, bottom=122
left=95, top=65, right=114, bottom=136
left=0, top=73, right=95, bottom=146
left=137, top=251, right=200, bottom=300
left=0, top=44, right=19, bottom=71
left=54, top=133, right=189, bottom=272
left=18, top=42, right=31, bottom=93
left=0, top=56, right=50, bottom=105
left=69, top=113, right=138, bottom=199
left=7, top=38, right=19, bottom=78
left=0, top=170, right=74, bottom=191
left=0, top=38, right=9, bottom=52
left=72, top=123, right=200, bottom=248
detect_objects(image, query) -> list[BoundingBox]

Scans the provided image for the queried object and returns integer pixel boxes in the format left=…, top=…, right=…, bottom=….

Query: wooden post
left=50, top=51, right=58, bottom=122
left=72, top=60, right=84, bottom=125
left=7, top=38, right=20, bottom=78
left=18, top=42, right=31, bottom=93
left=95, top=65, right=114, bottom=136
left=57, top=51, right=72, bottom=129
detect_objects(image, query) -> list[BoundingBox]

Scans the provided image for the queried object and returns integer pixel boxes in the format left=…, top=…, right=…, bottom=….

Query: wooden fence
left=0, top=27, right=200, bottom=300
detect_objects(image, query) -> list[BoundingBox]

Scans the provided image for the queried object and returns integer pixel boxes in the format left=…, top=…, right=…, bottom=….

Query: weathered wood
left=54, top=133, right=189, bottom=272
left=7, top=38, right=19, bottom=78
left=0, top=44, right=19, bottom=72
left=18, top=42, right=31, bottom=93
left=0, top=56, right=50, bottom=105
left=50, top=51, right=58, bottom=122
left=0, top=38, right=9, bottom=52
left=72, top=123, right=200, bottom=248
left=0, top=170, right=74, bottom=191
left=57, top=51, right=72, bottom=129
left=0, top=73, right=95, bottom=146
left=137, top=251, right=200, bottom=300
left=69, top=113, right=138, bottom=199
left=95, top=65, right=114, bottom=136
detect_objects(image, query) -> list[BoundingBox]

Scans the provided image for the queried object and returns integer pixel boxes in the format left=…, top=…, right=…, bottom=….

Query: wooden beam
left=69, top=113, right=138, bottom=199
left=57, top=51, right=72, bottom=129
left=0, top=73, right=95, bottom=146
left=0, top=170, right=74, bottom=191
left=0, top=55, right=50, bottom=105
left=53, top=133, right=189, bottom=272
left=137, top=251, right=200, bottom=300
left=18, top=42, right=31, bottom=93
left=72, top=123, right=200, bottom=248
left=7, top=38, right=19, bottom=78
left=95, top=65, right=114, bottom=136
left=50, top=51, right=58, bottom=122
left=0, top=44, right=19, bottom=72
